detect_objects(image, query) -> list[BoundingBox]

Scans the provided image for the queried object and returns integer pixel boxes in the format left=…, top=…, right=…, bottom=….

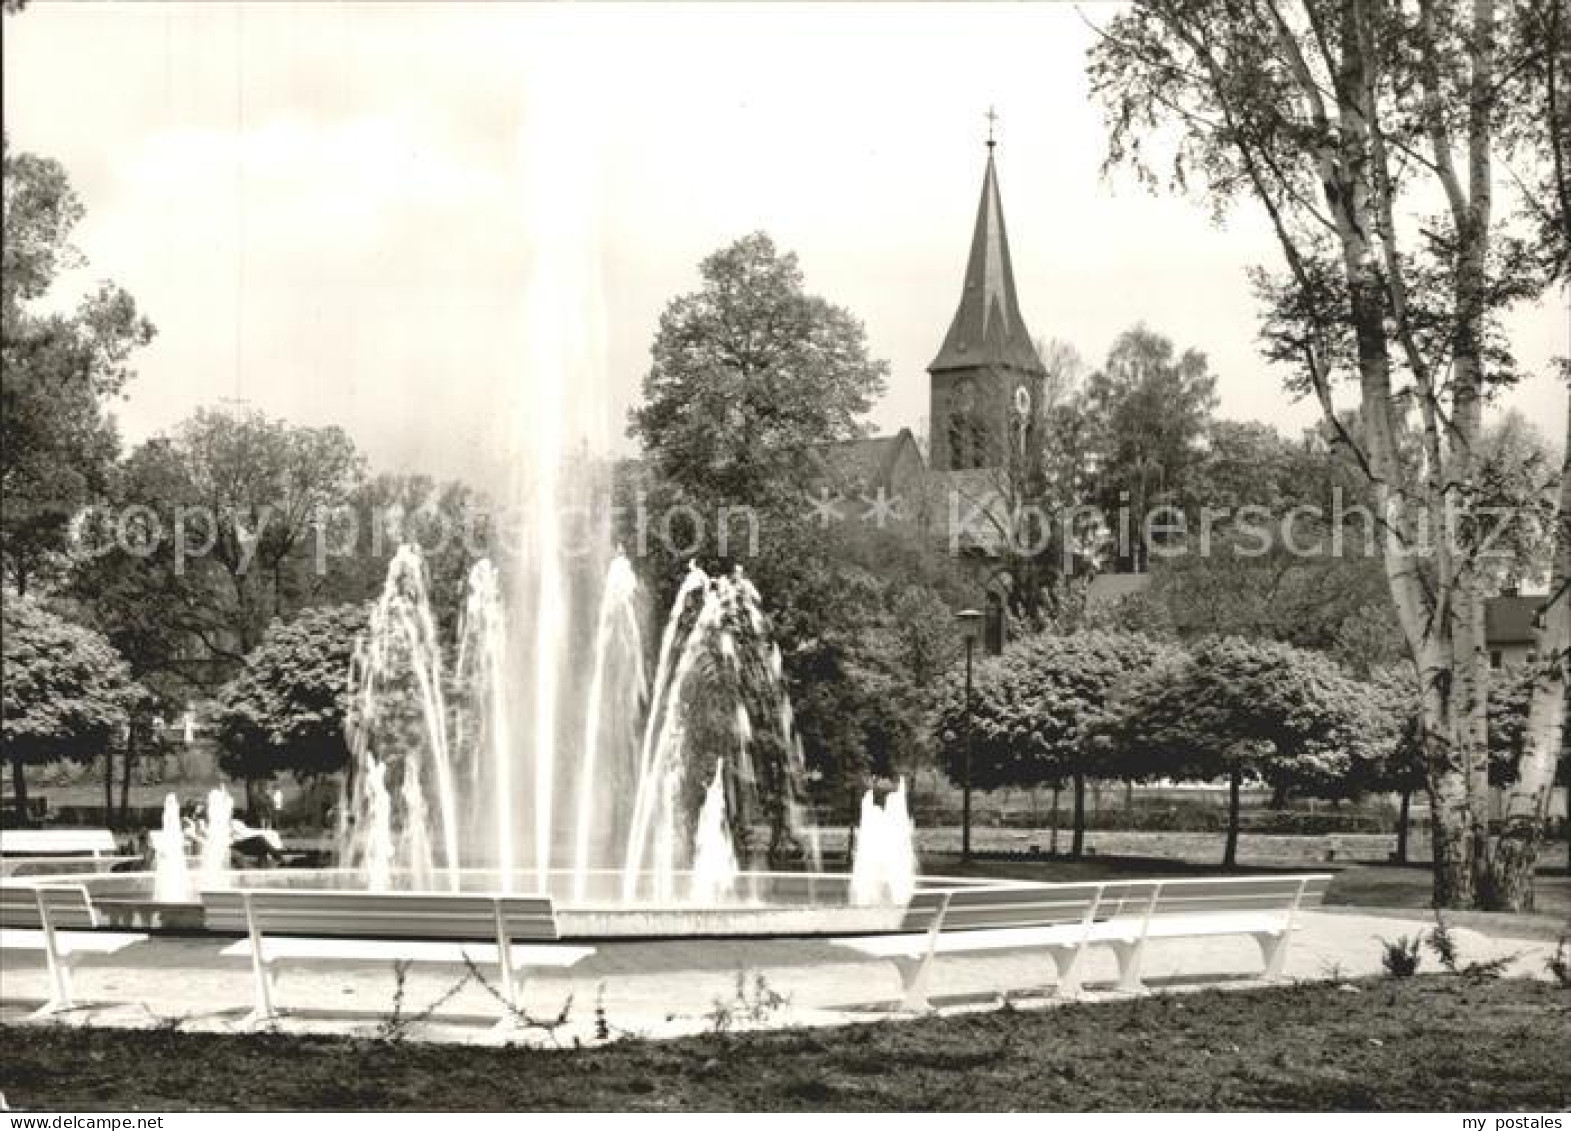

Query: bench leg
left=1108, top=939, right=1148, bottom=995
left=1253, top=931, right=1290, bottom=982
left=491, top=966, right=532, bottom=1031
left=889, top=954, right=935, bottom=1013
left=1049, top=946, right=1086, bottom=1000
left=31, top=949, right=77, bottom=1018
left=244, top=954, right=279, bottom=1027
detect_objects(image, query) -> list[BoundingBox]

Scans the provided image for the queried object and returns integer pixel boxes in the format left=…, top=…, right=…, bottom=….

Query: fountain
left=334, top=544, right=823, bottom=914
left=46, top=535, right=955, bottom=940
left=199, top=787, right=234, bottom=888
left=689, top=761, right=739, bottom=905
left=26, top=84, right=964, bottom=942
left=151, top=794, right=191, bottom=904
left=850, top=779, right=918, bottom=907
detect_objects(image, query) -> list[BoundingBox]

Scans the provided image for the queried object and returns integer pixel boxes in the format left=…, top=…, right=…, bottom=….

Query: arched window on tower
left=969, top=417, right=991, bottom=469
left=950, top=378, right=990, bottom=470
left=947, top=414, right=971, bottom=471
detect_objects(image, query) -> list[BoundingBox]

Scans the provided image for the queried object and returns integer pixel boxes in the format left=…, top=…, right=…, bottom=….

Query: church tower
left=928, top=132, right=1046, bottom=473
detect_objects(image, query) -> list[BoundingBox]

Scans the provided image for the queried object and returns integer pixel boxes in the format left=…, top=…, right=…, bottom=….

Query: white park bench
left=0, top=828, right=141, bottom=878
left=0, top=881, right=148, bottom=1016
left=202, top=888, right=596, bottom=1027
left=832, top=873, right=1331, bottom=1011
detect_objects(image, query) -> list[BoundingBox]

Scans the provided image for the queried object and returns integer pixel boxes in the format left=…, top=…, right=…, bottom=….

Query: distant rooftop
left=1086, top=572, right=1152, bottom=606
left=1486, top=594, right=1543, bottom=645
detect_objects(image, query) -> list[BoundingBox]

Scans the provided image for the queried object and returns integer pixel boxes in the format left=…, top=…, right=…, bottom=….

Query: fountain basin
left=5, top=868, right=1023, bottom=941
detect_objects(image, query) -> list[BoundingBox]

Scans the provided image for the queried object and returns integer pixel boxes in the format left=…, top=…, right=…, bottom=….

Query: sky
left=4, top=1, right=1567, bottom=483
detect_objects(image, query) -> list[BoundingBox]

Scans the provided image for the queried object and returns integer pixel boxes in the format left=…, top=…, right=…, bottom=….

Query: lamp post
left=955, top=608, right=985, bottom=862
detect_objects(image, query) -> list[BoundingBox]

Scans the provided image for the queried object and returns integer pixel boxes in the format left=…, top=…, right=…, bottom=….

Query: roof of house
left=1086, top=572, right=1152, bottom=605
left=1485, top=594, right=1543, bottom=645
left=928, top=145, right=1046, bottom=378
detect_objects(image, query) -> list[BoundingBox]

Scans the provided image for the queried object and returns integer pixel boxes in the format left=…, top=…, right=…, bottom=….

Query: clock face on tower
left=1014, top=385, right=1031, bottom=417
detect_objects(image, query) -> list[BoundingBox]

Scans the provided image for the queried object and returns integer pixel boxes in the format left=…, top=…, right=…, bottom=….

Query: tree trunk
left=1477, top=418, right=1570, bottom=911
left=10, top=758, right=28, bottom=825
left=1049, top=783, right=1061, bottom=856
left=1269, top=782, right=1289, bottom=810
left=1426, top=759, right=1479, bottom=908
left=1395, top=789, right=1412, bottom=865
left=1223, top=766, right=1243, bottom=869
left=1071, top=773, right=1086, bottom=859
left=103, top=745, right=115, bottom=827
left=119, top=723, right=137, bottom=826
left=1329, top=0, right=1488, bottom=910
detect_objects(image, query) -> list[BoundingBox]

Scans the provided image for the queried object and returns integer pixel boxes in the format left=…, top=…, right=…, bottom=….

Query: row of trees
left=931, top=633, right=1385, bottom=867
left=932, top=628, right=1566, bottom=868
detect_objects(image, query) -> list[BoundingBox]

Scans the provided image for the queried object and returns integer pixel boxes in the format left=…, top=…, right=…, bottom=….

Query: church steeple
left=928, top=133, right=1046, bottom=473
left=929, top=142, right=1045, bottom=378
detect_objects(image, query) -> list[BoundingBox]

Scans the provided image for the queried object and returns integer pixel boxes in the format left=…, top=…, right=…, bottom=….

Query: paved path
left=0, top=910, right=1556, bottom=1046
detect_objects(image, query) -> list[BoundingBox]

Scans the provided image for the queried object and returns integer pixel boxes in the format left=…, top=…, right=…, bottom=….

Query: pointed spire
left=928, top=140, right=1045, bottom=376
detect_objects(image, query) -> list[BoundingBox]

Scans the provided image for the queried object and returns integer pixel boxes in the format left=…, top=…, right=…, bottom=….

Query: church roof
left=929, top=146, right=1046, bottom=377
left=806, top=429, right=923, bottom=493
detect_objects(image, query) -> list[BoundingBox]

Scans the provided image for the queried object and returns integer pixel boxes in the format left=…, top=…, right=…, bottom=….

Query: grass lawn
left=2, top=978, right=1567, bottom=1111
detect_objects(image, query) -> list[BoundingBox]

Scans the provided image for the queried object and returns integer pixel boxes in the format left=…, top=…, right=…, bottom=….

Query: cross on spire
left=985, top=105, right=998, bottom=148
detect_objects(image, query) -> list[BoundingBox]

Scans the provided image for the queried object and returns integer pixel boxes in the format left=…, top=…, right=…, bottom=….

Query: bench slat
left=896, top=889, right=948, bottom=931
left=944, top=882, right=1106, bottom=908
left=201, top=889, right=559, bottom=940
left=0, top=830, right=119, bottom=855
left=217, top=937, right=592, bottom=966
left=1, top=928, right=146, bottom=954
left=1142, top=912, right=1291, bottom=938
left=0, top=884, right=97, bottom=930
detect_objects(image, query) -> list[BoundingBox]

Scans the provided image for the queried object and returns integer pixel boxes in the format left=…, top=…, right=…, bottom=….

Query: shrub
left=1380, top=934, right=1423, bottom=978
left=1427, top=911, right=1519, bottom=982
left=1548, top=936, right=1570, bottom=988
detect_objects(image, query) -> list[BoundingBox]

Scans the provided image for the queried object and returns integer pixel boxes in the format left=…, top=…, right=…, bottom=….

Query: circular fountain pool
left=32, top=868, right=1015, bottom=941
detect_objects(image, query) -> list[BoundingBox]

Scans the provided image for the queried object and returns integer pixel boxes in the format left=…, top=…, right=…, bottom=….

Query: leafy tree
left=73, top=407, right=364, bottom=694
left=932, top=631, right=1177, bottom=856
left=1115, top=420, right=1408, bottom=665
left=2, top=139, right=155, bottom=595
left=212, top=604, right=367, bottom=809
left=316, top=471, right=493, bottom=641
left=1363, top=665, right=1428, bottom=862
left=1082, top=325, right=1218, bottom=572
left=1502, top=0, right=1571, bottom=271
left=623, top=233, right=954, bottom=822
left=752, top=538, right=900, bottom=804
left=1079, top=587, right=1178, bottom=640
left=629, top=231, right=888, bottom=512
left=1109, top=636, right=1392, bottom=867
left=1089, top=0, right=1567, bottom=907
left=1, top=595, right=140, bottom=818
left=1469, top=410, right=1563, bottom=591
